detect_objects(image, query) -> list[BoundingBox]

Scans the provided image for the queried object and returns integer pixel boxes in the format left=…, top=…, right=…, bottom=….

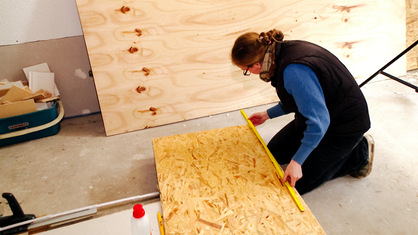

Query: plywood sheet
left=153, top=125, right=326, bottom=234
left=75, top=0, right=405, bottom=136
left=407, top=0, right=418, bottom=70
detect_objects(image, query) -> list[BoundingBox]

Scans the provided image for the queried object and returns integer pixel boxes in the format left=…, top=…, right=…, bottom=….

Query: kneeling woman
left=231, top=29, right=374, bottom=195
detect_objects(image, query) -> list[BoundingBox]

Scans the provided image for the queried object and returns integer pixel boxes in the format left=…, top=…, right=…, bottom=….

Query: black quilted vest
left=270, top=40, right=370, bottom=137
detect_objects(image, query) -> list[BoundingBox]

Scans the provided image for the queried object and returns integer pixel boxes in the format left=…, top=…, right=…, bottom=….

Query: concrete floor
left=1, top=72, right=418, bottom=234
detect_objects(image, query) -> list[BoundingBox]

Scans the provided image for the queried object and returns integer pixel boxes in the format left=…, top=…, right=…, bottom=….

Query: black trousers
left=267, top=120, right=369, bottom=195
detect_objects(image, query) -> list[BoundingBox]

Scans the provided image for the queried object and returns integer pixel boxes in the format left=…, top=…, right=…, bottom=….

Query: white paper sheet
left=23, top=63, right=60, bottom=96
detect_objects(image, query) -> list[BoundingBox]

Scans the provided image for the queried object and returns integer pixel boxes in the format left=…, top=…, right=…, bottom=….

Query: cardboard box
left=0, top=81, right=54, bottom=119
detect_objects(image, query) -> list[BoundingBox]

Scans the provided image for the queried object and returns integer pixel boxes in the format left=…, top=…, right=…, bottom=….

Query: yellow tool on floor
left=158, top=212, right=165, bottom=235
left=240, top=109, right=305, bottom=212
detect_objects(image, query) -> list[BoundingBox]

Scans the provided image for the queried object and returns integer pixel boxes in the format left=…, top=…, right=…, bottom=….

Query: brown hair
left=231, top=29, right=284, bottom=67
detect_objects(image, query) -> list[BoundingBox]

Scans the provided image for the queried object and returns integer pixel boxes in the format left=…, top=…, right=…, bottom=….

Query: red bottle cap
left=133, top=204, right=145, bottom=218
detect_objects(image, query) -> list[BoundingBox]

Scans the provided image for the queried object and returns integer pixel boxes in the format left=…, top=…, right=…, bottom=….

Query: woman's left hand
left=282, top=160, right=303, bottom=187
left=248, top=111, right=270, bottom=126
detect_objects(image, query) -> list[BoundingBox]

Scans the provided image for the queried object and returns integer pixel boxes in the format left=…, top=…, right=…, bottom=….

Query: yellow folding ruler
left=241, top=109, right=305, bottom=212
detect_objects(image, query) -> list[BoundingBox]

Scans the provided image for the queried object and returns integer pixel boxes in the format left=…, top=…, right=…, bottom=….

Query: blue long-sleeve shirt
left=267, top=64, right=330, bottom=165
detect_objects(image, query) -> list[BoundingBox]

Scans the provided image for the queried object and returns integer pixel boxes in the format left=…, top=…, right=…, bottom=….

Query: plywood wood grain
left=75, top=0, right=405, bottom=135
left=153, top=125, right=326, bottom=234
left=407, top=0, right=418, bottom=70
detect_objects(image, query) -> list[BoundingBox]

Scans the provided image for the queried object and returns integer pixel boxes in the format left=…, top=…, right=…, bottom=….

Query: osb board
left=407, top=0, right=418, bottom=70
left=75, top=0, right=405, bottom=136
left=152, top=125, right=326, bottom=234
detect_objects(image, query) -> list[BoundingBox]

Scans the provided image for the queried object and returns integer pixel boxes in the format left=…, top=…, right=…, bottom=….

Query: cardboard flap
left=0, top=99, right=38, bottom=119
left=0, top=86, right=34, bottom=104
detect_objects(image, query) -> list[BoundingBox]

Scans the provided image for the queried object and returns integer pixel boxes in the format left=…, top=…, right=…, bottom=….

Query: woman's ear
left=254, top=62, right=262, bottom=69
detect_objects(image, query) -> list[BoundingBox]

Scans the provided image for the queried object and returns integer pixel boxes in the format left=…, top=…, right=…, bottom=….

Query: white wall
left=0, top=0, right=83, bottom=45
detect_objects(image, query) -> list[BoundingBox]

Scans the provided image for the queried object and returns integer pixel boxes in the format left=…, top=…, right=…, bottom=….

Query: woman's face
left=238, top=63, right=262, bottom=75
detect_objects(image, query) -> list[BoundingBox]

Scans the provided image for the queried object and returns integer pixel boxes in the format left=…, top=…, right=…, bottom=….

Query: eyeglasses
left=243, top=66, right=251, bottom=76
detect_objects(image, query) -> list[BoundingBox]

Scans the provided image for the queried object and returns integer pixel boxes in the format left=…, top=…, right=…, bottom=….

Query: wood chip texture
left=153, top=125, right=326, bottom=234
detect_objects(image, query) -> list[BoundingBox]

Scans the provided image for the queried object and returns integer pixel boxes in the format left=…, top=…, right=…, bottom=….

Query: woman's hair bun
left=259, top=29, right=284, bottom=44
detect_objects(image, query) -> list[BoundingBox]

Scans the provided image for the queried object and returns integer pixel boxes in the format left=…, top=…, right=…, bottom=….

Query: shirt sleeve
left=267, top=101, right=289, bottom=118
left=283, top=64, right=330, bottom=165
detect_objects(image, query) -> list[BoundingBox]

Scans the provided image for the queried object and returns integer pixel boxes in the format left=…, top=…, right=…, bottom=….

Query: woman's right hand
left=248, top=111, right=270, bottom=126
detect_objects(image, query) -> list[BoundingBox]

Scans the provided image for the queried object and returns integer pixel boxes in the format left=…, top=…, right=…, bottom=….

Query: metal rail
left=359, top=39, right=418, bottom=93
left=0, top=192, right=159, bottom=232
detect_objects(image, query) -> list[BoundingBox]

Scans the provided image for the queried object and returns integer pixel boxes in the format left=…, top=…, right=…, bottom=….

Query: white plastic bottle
left=131, top=204, right=151, bottom=235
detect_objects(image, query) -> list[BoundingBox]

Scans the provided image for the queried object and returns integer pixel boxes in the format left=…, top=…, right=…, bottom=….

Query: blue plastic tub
left=0, top=101, right=64, bottom=147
